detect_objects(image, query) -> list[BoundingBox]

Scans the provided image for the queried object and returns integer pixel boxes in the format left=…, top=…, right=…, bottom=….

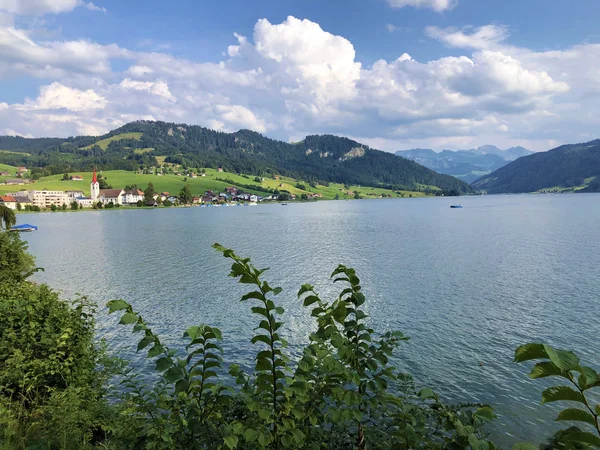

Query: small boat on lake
left=11, top=224, right=38, bottom=232
left=281, top=203, right=288, bottom=206
left=450, top=204, right=463, bottom=209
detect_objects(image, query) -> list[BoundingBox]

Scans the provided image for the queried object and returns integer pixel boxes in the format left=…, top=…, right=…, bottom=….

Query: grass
left=80, top=132, right=143, bottom=150
left=134, top=148, right=154, bottom=154
left=0, top=150, right=30, bottom=156
left=0, top=163, right=18, bottom=183
left=536, top=176, right=597, bottom=193
left=0, top=166, right=427, bottom=200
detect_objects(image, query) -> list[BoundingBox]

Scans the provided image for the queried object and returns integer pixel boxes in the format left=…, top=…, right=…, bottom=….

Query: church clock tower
left=91, top=168, right=100, bottom=201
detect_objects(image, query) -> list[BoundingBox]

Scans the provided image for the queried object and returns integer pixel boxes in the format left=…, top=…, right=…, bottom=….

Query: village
left=0, top=168, right=307, bottom=211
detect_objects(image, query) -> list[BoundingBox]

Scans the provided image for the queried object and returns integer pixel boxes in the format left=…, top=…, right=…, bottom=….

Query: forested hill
left=471, top=139, right=600, bottom=193
left=0, top=121, right=471, bottom=193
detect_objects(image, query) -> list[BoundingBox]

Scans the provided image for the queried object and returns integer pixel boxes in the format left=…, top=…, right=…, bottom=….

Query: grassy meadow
left=80, top=132, right=143, bottom=150
left=0, top=165, right=425, bottom=200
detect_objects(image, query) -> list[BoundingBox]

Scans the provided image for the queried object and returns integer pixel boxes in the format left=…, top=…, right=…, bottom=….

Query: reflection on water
left=21, top=194, right=600, bottom=445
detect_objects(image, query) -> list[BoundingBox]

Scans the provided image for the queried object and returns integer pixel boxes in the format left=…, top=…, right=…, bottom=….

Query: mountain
left=0, top=121, right=471, bottom=194
left=471, top=139, right=600, bottom=193
left=396, top=145, right=533, bottom=183
left=470, top=145, right=533, bottom=161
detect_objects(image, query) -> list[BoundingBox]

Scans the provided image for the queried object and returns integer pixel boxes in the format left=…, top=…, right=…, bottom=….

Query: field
left=0, top=166, right=426, bottom=200
left=0, top=163, right=17, bottom=183
left=0, top=150, right=30, bottom=156
left=80, top=132, right=143, bottom=150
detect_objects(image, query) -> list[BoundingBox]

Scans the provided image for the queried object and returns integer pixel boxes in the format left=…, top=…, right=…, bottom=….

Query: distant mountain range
left=472, top=139, right=600, bottom=193
left=0, top=121, right=471, bottom=194
left=396, top=145, right=533, bottom=183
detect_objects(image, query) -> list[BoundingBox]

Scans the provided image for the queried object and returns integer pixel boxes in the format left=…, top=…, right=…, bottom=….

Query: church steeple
left=91, top=168, right=100, bottom=201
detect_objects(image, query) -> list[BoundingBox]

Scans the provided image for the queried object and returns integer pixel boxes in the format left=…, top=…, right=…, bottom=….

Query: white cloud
left=18, top=82, right=107, bottom=111
left=386, top=0, right=457, bottom=12
left=0, top=0, right=105, bottom=15
left=386, top=24, right=398, bottom=33
left=426, top=24, right=509, bottom=50
left=1, top=16, right=600, bottom=152
left=85, top=2, right=106, bottom=13
left=119, top=78, right=176, bottom=102
left=0, top=0, right=78, bottom=15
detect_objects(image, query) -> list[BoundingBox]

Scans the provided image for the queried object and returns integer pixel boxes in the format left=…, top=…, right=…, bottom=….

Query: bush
left=0, top=235, right=115, bottom=448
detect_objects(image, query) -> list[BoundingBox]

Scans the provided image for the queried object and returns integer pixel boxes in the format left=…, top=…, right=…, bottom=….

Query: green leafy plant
left=515, top=343, right=600, bottom=448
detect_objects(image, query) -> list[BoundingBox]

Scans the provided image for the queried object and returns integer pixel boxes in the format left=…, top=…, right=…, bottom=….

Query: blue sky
left=1, top=0, right=600, bottom=152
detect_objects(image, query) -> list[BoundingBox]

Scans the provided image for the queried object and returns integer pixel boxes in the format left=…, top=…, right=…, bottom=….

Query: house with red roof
left=0, top=195, right=17, bottom=209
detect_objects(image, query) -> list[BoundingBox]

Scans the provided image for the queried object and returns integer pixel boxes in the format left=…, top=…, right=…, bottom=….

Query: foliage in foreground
left=0, top=234, right=599, bottom=449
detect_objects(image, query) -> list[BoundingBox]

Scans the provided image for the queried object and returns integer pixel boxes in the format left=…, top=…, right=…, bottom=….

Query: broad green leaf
left=251, top=335, right=272, bottom=346
left=543, top=345, right=579, bottom=371
left=530, top=362, right=566, bottom=379
left=155, top=357, right=172, bottom=372
left=244, top=429, right=258, bottom=442
left=468, top=434, right=489, bottom=450
left=297, top=283, right=313, bottom=297
left=514, top=343, right=548, bottom=363
left=242, top=292, right=265, bottom=302
left=541, top=386, right=585, bottom=404
left=223, top=435, right=239, bottom=449
left=511, top=444, right=538, bottom=450
left=561, top=431, right=600, bottom=447
left=175, top=379, right=189, bottom=393
left=474, top=406, right=496, bottom=422
left=119, top=312, right=138, bottom=325
left=596, top=404, right=600, bottom=415
left=107, top=299, right=129, bottom=313
left=556, top=408, right=597, bottom=426
left=255, top=358, right=272, bottom=371
left=419, top=388, right=437, bottom=400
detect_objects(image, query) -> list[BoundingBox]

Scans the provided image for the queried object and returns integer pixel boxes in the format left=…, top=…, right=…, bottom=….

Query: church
left=91, top=169, right=124, bottom=205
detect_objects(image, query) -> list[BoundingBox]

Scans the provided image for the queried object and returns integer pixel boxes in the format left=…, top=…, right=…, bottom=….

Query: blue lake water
left=19, top=194, right=600, bottom=445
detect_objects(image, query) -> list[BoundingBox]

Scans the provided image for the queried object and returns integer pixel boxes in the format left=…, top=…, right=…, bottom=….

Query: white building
left=26, top=190, right=70, bottom=208
left=97, top=189, right=124, bottom=205
left=66, top=190, right=85, bottom=201
left=123, top=189, right=144, bottom=205
left=0, top=195, right=17, bottom=209
left=76, top=197, right=94, bottom=208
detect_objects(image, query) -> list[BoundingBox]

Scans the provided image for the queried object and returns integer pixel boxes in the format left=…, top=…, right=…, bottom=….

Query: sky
left=1, top=0, right=600, bottom=152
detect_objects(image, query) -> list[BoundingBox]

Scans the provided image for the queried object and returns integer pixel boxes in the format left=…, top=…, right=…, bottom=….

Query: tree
left=16, top=203, right=22, bottom=211
left=144, top=182, right=155, bottom=204
left=0, top=204, right=16, bottom=230
left=334, top=193, right=340, bottom=200
left=94, top=201, right=103, bottom=209
left=50, top=204, right=57, bottom=211
left=98, top=174, right=112, bottom=189
left=163, top=199, right=173, bottom=207
left=300, top=193, right=308, bottom=200
left=179, top=183, right=193, bottom=205
left=61, top=203, right=67, bottom=211
left=136, top=200, right=143, bottom=207
left=71, top=201, right=79, bottom=210
left=62, top=173, right=70, bottom=181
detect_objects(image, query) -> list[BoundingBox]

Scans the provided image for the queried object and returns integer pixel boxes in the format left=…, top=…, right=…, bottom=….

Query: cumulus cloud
left=17, top=82, right=107, bottom=111
left=386, top=0, right=457, bottom=12
left=0, top=15, right=599, bottom=151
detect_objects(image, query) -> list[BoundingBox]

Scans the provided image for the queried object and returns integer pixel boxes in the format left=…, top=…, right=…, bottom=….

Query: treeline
left=0, top=120, right=471, bottom=194
left=1, top=212, right=599, bottom=449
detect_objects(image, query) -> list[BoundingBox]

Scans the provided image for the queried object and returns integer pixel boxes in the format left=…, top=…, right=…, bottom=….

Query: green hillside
left=0, top=121, right=471, bottom=195
left=472, top=139, right=600, bottom=193
left=80, top=132, right=143, bottom=150
left=0, top=167, right=425, bottom=200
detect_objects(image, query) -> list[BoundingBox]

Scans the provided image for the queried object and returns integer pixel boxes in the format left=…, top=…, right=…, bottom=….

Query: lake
left=19, top=194, right=600, bottom=445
